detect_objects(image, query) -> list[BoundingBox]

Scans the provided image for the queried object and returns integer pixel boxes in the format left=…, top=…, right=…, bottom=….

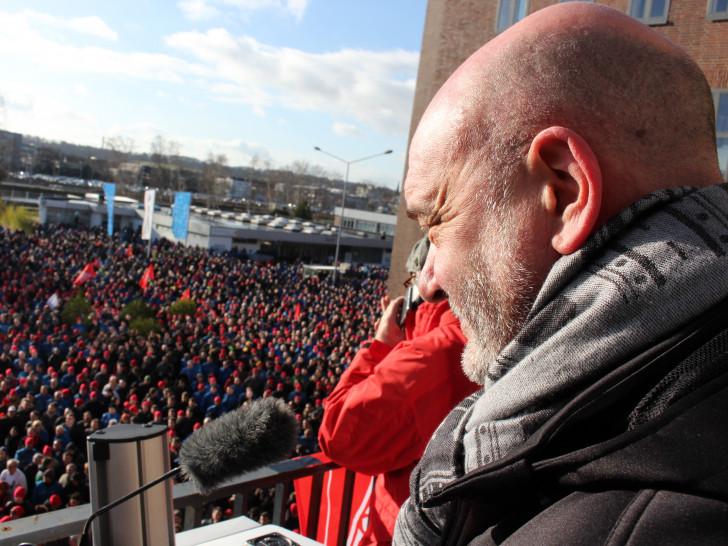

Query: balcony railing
left=0, top=455, right=354, bottom=546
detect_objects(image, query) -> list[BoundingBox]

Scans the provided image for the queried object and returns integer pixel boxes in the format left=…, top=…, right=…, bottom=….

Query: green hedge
left=122, top=298, right=160, bottom=333
left=168, top=298, right=197, bottom=317
left=61, top=292, right=92, bottom=326
left=121, top=298, right=155, bottom=320
left=129, top=316, right=162, bottom=334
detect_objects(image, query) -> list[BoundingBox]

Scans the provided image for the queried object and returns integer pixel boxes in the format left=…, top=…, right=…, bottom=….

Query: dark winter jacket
left=423, top=301, right=728, bottom=545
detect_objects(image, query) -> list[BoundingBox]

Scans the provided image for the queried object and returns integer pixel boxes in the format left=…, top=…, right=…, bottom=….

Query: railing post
left=183, top=504, right=197, bottom=531
left=232, top=493, right=244, bottom=517
left=336, top=470, right=357, bottom=546
left=273, top=481, right=290, bottom=525
left=305, top=471, right=325, bottom=540
left=241, top=490, right=250, bottom=518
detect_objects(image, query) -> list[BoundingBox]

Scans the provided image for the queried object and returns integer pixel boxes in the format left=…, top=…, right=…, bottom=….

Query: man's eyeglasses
left=403, top=272, right=418, bottom=288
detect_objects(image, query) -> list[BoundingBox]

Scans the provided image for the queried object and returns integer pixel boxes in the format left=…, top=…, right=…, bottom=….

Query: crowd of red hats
left=0, top=223, right=387, bottom=527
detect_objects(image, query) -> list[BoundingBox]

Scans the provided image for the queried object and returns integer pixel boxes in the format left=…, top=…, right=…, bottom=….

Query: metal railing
left=0, top=455, right=354, bottom=546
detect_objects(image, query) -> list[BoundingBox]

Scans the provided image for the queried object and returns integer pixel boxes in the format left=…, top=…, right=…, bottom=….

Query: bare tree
left=167, top=140, right=182, bottom=191
left=104, top=135, right=135, bottom=189
left=201, top=153, right=228, bottom=207
left=0, top=95, right=8, bottom=180
left=291, top=159, right=310, bottom=176
left=263, top=158, right=273, bottom=207
left=289, top=159, right=312, bottom=205
left=150, top=135, right=173, bottom=190
left=250, top=154, right=260, bottom=172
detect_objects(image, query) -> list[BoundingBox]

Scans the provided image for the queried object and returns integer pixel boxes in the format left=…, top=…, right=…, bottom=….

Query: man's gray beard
left=448, top=232, right=540, bottom=385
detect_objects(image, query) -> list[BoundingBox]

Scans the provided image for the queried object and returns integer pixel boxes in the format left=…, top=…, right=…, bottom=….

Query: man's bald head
left=417, top=2, right=720, bottom=220
left=406, top=3, right=723, bottom=382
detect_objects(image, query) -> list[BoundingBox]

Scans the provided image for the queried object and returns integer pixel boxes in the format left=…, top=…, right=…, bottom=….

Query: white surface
left=176, top=521, right=323, bottom=546
left=175, top=515, right=260, bottom=546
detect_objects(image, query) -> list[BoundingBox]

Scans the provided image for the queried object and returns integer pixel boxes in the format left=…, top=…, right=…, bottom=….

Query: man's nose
left=417, top=245, right=447, bottom=303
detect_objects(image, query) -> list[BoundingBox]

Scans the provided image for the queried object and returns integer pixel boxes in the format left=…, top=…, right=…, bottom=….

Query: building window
left=629, top=0, right=670, bottom=25
left=496, top=0, right=529, bottom=33
left=715, top=90, right=728, bottom=181
left=355, top=220, right=377, bottom=233
left=707, top=0, right=728, bottom=20
left=379, top=224, right=396, bottom=237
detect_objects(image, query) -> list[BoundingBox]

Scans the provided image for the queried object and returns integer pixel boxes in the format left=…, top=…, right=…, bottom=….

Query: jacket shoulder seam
left=606, top=489, right=657, bottom=545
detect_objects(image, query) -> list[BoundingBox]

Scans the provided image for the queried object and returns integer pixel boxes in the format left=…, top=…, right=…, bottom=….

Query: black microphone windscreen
left=179, top=398, right=298, bottom=495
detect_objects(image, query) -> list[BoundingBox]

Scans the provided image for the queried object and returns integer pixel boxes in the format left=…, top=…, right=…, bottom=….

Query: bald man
left=395, top=3, right=728, bottom=544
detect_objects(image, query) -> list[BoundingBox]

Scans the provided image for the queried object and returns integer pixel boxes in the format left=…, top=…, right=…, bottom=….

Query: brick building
left=389, top=0, right=728, bottom=294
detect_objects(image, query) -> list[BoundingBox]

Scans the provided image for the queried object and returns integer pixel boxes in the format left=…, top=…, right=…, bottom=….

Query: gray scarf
left=394, top=183, right=728, bottom=544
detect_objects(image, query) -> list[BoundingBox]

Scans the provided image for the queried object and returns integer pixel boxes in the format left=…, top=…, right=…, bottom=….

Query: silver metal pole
left=313, top=147, right=392, bottom=283
left=331, top=162, right=351, bottom=283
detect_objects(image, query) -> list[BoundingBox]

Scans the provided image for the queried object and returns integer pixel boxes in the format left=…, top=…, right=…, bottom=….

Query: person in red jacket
left=318, top=237, right=479, bottom=545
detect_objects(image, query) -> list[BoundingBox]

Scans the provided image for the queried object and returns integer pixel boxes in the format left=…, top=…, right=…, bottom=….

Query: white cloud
left=333, top=122, right=366, bottom=137
left=68, top=15, right=118, bottom=41
left=165, top=29, right=418, bottom=137
left=284, top=0, right=307, bottom=21
left=177, top=0, right=308, bottom=22
left=208, top=82, right=272, bottom=109
left=0, top=10, right=118, bottom=42
left=2, top=83, right=100, bottom=143
left=0, top=11, right=209, bottom=84
left=177, top=0, right=220, bottom=21
left=4, top=90, right=33, bottom=111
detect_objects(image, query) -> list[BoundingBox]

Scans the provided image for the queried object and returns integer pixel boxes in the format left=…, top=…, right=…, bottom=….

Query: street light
left=314, top=146, right=393, bottom=282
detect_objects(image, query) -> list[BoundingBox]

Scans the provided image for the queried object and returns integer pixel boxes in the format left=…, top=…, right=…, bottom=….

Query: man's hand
left=374, top=295, right=407, bottom=348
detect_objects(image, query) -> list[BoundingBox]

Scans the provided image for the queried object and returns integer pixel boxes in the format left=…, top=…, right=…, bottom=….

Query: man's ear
left=528, top=127, right=602, bottom=255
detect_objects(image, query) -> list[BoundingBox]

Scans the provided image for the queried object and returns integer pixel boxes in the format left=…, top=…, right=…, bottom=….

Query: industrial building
left=38, top=196, right=393, bottom=266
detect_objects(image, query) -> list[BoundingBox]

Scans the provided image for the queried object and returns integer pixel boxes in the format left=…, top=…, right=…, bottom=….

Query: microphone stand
left=79, top=467, right=182, bottom=546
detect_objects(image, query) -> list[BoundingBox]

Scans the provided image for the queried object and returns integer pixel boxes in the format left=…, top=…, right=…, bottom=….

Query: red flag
left=139, top=264, right=155, bottom=290
left=73, top=263, right=96, bottom=286
left=181, top=288, right=192, bottom=301
left=294, top=302, right=301, bottom=321
left=126, top=246, right=134, bottom=257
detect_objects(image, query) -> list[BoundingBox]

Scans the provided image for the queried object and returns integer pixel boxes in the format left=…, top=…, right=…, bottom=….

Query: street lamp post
left=314, top=146, right=393, bottom=283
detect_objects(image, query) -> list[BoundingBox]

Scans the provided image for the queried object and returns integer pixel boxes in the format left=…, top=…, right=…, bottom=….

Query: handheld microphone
left=179, top=397, right=299, bottom=495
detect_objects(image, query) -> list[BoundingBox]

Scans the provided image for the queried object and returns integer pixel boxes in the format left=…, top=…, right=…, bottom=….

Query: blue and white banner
left=103, top=183, right=116, bottom=236
left=142, top=189, right=156, bottom=240
left=172, top=192, right=191, bottom=240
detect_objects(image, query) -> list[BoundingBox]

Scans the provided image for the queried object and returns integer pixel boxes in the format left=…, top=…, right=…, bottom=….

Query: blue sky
left=0, top=1, right=428, bottom=190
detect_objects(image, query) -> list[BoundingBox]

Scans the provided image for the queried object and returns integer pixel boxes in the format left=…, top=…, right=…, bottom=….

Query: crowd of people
left=0, top=222, right=387, bottom=531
